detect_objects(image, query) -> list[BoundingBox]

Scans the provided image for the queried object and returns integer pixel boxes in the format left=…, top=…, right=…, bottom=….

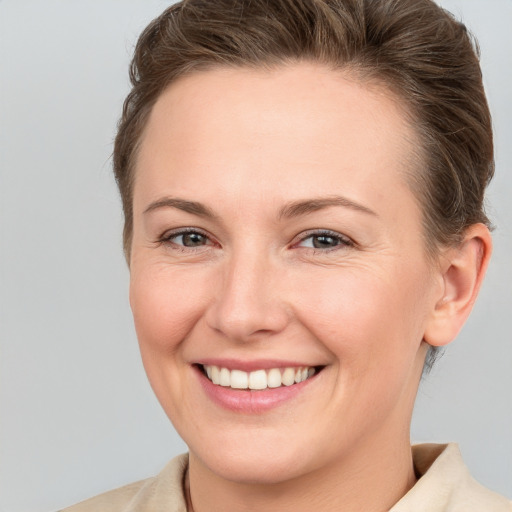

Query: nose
left=205, top=250, right=290, bottom=342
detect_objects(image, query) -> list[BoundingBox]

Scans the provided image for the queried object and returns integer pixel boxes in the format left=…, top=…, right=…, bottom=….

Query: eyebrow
left=143, top=197, right=218, bottom=219
left=278, top=196, right=377, bottom=219
left=143, top=195, right=377, bottom=220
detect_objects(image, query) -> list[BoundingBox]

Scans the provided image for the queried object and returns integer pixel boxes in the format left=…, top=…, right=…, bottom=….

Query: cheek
left=292, top=262, right=431, bottom=369
left=297, top=265, right=431, bottom=428
left=128, top=263, right=213, bottom=421
left=129, top=263, right=209, bottom=354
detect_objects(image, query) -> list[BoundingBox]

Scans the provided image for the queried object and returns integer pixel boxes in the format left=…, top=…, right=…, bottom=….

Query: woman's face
left=130, top=63, right=440, bottom=483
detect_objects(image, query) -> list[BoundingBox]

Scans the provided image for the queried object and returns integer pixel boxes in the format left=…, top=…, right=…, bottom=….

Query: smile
left=195, top=362, right=325, bottom=412
left=201, top=365, right=317, bottom=390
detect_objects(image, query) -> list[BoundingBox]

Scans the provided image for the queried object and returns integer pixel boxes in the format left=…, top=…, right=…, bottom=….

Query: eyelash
left=158, top=228, right=215, bottom=252
left=158, top=228, right=355, bottom=253
left=294, top=229, right=355, bottom=252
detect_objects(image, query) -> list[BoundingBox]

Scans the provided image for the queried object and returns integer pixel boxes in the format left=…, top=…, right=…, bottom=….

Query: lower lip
left=195, top=366, right=319, bottom=413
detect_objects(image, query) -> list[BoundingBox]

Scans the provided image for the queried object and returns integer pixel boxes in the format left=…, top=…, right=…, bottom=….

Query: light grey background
left=0, top=1, right=510, bottom=511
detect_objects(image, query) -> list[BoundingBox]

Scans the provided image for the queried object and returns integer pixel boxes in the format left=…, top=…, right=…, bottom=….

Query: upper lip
left=194, top=358, right=322, bottom=372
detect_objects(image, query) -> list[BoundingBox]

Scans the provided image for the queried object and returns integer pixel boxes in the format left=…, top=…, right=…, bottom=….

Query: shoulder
left=391, top=444, right=512, bottom=512
left=58, top=479, right=150, bottom=512
left=59, top=453, right=189, bottom=512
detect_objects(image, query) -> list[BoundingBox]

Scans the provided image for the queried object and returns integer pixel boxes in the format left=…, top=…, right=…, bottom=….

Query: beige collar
left=121, top=444, right=510, bottom=512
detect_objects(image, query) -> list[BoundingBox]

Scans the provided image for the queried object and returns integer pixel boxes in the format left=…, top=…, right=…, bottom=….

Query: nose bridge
left=207, top=243, right=288, bottom=340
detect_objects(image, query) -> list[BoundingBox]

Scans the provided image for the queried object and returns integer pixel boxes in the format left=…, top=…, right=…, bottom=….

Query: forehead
left=135, top=62, right=419, bottom=217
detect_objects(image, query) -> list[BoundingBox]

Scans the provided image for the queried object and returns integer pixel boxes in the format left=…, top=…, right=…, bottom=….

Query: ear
left=424, top=223, right=492, bottom=347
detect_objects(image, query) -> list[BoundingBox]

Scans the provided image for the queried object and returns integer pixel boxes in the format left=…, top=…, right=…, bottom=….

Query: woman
left=61, top=0, right=510, bottom=510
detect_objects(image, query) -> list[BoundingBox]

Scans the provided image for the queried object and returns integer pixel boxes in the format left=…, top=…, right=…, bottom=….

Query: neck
left=186, top=434, right=417, bottom=512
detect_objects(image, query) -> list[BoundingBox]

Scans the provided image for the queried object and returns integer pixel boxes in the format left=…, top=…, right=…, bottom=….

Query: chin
left=187, top=427, right=331, bottom=485
left=199, top=450, right=310, bottom=485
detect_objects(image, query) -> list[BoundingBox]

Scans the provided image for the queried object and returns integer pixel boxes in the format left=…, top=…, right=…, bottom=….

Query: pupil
left=313, top=235, right=337, bottom=249
left=183, top=233, right=205, bottom=246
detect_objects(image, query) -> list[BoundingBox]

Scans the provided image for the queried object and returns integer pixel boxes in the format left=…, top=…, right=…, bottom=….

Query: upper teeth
left=203, top=365, right=316, bottom=390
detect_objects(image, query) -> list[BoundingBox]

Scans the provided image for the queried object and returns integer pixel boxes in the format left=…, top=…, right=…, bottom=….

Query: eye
left=296, top=230, right=353, bottom=251
left=159, top=228, right=214, bottom=250
left=174, top=232, right=209, bottom=247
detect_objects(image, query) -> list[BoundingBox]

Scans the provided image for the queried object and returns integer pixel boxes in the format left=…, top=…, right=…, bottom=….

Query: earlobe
left=423, top=224, right=492, bottom=347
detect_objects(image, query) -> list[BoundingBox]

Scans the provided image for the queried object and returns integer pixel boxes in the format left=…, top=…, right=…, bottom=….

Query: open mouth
left=197, top=364, right=324, bottom=391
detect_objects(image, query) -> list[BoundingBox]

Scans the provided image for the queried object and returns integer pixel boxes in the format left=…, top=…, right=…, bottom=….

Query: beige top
left=61, top=444, right=511, bottom=512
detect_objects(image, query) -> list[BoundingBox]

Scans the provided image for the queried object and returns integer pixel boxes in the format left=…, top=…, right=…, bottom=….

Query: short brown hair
left=113, top=0, right=494, bottom=368
left=115, top=0, right=493, bottom=255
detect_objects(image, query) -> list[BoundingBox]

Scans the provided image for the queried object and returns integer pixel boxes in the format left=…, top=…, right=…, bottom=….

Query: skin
left=129, top=63, right=491, bottom=512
